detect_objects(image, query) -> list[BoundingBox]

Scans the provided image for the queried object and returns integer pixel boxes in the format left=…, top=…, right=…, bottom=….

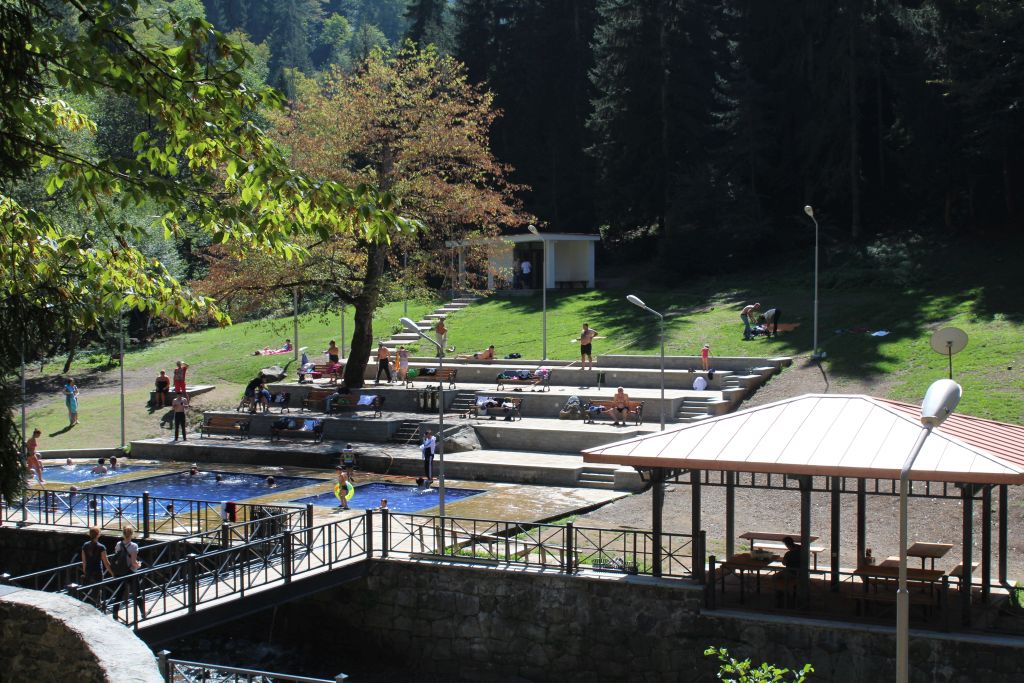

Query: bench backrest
left=206, top=415, right=248, bottom=426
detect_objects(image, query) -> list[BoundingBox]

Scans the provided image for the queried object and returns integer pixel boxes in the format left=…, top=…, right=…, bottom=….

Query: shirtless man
left=579, top=323, right=599, bottom=370
left=740, top=303, right=761, bottom=340
left=611, top=387, right=630, bottom=426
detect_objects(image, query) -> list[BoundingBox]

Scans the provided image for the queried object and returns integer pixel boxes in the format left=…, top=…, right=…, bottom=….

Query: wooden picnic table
left=854, top=564, right=945, bottom=592
left=907, top=542, right=953, bottom=570
left=738, top=531, right=823, bottom=569
left=719, top=552, right=782, bottom=604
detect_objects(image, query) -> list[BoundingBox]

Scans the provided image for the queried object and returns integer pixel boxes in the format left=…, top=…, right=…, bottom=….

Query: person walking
left=171, top=391, right=189, bottom=441
left=740, top=303, right=760, bottom=340
left=434, top=319, right=447, bottom=351
left=26, top=428, right=44, bottom=485
left=81, top=526, right=113, bottom=585
left=63, top=377, right=80, bottom=425
left=172, top=360, right=189, bottom=395
left=112, top=526, right=145, bottom=618
left=579, top=323, right=599, bottom=370
left=420, top=429, right=436, bottom=483
left=375, top=344, right=392, bottom=384
left=701, top=344, right=711, bottom=372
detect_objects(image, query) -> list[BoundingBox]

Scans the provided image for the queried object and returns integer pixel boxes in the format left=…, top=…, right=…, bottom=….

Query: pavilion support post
left=691, top=470, right=703, bottom=581
left=725, top=472, right=735, bottom=560
left=799, top=476, right=812, bottom=607
left=651, top=469, right=664, bottom=578
left=830, top=476, right=841, bottom=591
left=857, top=478, right=867, bottom=565
left=982, top=486, right=992, bottom=602
left=999, top=485, right=1008, bottom=587
left=961, top=484, right=974, bottom=626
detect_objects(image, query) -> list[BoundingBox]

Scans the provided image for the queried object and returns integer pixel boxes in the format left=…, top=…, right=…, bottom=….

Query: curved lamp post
left=401, top=316, right=446, bottom=516
left=896, top=378, right=962, bottom=683
left=527, top=225, right=547, bottom=360
left=803, top=205, right=820, bottom=359
left=626, top=295, right=665, bottom=431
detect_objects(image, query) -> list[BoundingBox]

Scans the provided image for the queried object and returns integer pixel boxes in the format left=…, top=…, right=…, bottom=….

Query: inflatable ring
left=333, top=480, right=356, bottom=502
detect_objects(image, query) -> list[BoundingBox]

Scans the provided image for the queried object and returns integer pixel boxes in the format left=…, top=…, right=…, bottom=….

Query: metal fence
left=158, top=651, right=347, bottom=682
left=3, top=488, right=308, bottom=539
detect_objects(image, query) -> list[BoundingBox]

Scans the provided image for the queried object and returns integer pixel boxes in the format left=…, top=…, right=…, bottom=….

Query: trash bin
left=419, top=388, right=429, bottom=411
left=429, top=387, right=438, bottom=411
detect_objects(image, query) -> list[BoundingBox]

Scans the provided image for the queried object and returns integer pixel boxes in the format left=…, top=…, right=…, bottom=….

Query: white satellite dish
left=930, top=327, right=968, bottom=380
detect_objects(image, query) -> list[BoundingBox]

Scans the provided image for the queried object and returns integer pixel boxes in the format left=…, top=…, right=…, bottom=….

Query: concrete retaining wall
left=268, top=560, right=1024, bottom=683
left=0, top=587, right=162, bottom=683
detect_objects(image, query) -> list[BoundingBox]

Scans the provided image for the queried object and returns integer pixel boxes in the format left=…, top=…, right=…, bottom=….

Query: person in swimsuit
left=172, top=360, right=189, bottom=394
left=611, top=387, right=630, bottom=426
left=327, top=340, right=340, bottom=363
left=701, top=344, right=711, bottom=372
left=26, top=428, right=43, bottom=484
left=154, top=370, right=170, bottom=408
left=579, top=323, right=598, bottom=370
left=375, top=344, right=392, bottom=384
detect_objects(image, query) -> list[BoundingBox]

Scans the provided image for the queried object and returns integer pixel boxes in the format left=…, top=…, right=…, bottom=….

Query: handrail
left=158, top=652, right=348, bottom=682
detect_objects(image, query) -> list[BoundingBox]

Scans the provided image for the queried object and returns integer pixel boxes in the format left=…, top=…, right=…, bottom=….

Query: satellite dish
left=930, top=327, right=968, bottom=380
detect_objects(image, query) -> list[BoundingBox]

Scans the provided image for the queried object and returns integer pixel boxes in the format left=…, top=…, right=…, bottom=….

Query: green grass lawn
left=25, top=237, right=1024, bottom=451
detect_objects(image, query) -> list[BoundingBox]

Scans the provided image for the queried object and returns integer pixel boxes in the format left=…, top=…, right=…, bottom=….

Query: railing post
left=379, top=509, right=388, bottom=559
left=20, top=493, right=27, bottom=525
left=696, top=531, right=706, bottom=583
left=564, top=522, right=575, bottom=574
left=157, top=650, right=171, bottom=682
left=282, top=530, right=293, bottom=583
left=221, top=522, right=232, bottom=547
left=364, top=509, right=375, bottom=559
left=305, top=504, right=314, bottom=549
left=186, top=553, right=198, bottom=614
left=707, top=556, right=717, bottom=609
left=142, top=492, right=150, bottom=539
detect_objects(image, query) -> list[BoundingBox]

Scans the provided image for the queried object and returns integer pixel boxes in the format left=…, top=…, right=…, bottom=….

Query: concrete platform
left=149, top=384, right=215, bottom=405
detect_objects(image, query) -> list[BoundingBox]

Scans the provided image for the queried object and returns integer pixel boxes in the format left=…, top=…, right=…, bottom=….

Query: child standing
left=701, top=344, right=711, bottom=372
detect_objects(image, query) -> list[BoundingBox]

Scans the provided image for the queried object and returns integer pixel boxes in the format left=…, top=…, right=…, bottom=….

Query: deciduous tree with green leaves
left=0, top=0, right=411, bottom=503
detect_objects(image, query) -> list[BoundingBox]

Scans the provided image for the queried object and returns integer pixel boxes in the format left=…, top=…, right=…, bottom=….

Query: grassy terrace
left=25, top=237, right=1024, bottom=449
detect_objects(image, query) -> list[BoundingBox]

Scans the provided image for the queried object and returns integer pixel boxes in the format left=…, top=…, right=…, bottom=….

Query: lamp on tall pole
left=401, top=316, right=446, bottom=516
left=896, top=378, right=962, bottom=683
left=119, top=311, right=126, bottom=449
left=803, top=206, right=821, bottom=359
left=527, top=225, right=547, bottom=360
left=626, top=295, right=665, bottom=431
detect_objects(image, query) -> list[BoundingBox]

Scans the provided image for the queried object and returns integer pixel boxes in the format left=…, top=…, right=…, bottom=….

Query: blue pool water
left=293, top=482, right=484, bottom=513
left=84, top=470, right=321, bottom=501
left=42, top=464, right=152, bottom=484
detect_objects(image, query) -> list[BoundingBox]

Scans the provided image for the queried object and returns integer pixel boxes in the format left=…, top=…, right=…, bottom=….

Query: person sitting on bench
left=500, top=397, right=517, bottom=421
left=324, top=382, right=351, bottom=413
left=611, top=387, right=630, bottom=426
left=458, top=345, right=495, bottom=361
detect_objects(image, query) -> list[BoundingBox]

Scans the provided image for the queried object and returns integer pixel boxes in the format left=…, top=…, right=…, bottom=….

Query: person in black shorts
left=579, top=323, right=598, bottom=370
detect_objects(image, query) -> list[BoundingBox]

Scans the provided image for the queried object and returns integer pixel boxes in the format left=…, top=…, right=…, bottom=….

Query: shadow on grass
left=48, top=423, right=75, bottom=438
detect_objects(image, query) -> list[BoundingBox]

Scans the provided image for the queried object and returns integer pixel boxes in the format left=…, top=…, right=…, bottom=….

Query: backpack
left=112, top=541, right=131, bottom=577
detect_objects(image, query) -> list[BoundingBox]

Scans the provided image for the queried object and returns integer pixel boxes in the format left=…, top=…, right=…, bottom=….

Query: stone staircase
left=449, top=391, right=478, bottom=417
left=676, top=395, right=728, bottom=424
left=576, top=467, right=617, bottom=489
left=390, top=419, right=424, bottom=445
left=381, top=297, right=479, bottom=349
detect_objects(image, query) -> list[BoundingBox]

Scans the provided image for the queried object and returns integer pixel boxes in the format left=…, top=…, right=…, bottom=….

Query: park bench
left=270, top=417, right=324, bottom=443
left=298, top=363, right=343, bottom=383
left=199, top=415, right=251, bottom=440
left=471, top=396, right=523, bottom=421
left=405, top=367, right=457, bottom=389
left=329, top=394, right=384, bottom=418
left=496, top=369, right=551, bottom=392
left=583, top=399, right=645, bottom=425
left=302, top=388, right=339, bottom=413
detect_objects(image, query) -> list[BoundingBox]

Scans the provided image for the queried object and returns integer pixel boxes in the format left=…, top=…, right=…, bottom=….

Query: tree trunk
left=848, top=0, right=862, bottom=240
left=343, top=243, right=389, bottom=389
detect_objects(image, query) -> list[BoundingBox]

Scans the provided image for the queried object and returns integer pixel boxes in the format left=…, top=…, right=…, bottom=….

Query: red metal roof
left=876, top=398, right=1024, bottom=470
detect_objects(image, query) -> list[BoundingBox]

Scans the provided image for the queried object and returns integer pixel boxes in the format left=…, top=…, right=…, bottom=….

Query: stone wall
left=0, top=526, right=88, bottom=577
left=0, top=587, right=162, bottom=683
left=271, top=560, right=1024, bottom=683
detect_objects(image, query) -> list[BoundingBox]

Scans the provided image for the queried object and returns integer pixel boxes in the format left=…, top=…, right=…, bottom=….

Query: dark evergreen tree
left=405, top=0, right=448, bottom=49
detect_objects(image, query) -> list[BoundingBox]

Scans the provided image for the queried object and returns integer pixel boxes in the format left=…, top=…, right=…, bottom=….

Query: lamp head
left=804, top=205, right=814, bottom=218
left=399, top=317, right=420, bottom=333
left=920, top=378, right=962, bottom=427
left=626, top=294, right=646, bottom=309
left=527, top=224, right=539, bottom=236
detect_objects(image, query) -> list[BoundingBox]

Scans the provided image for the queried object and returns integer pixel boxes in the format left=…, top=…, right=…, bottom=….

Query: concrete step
left=390, top=333, right=423, bottom=341
left=424, top=313, right=448, bottom=320
left=575, top=478, right=616, bottom=489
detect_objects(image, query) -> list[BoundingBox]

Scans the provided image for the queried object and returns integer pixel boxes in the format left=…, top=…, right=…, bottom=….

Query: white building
left=448, top=233, right=601, bottom=290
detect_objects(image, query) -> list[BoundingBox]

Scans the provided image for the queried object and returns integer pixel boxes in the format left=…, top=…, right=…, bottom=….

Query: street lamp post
left=626, top=295, right=665, bottom=430
left=527, top=225, right=547, bottom=360
left=401, top=316, right=446, bottom=516
left=896, top=378, right=962, bottom=683
left=803, top=206, right=820, bottom=359
left=119, top=311, right=126, bottom=448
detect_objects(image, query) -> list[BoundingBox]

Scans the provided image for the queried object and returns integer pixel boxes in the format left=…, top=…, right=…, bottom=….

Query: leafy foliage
left=704, top=646, right=814, bottom=682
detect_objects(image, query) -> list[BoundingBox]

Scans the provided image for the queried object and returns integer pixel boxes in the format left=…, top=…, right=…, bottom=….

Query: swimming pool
left=84, top=470, right=322, bottom=501
left=293, top=482, right=485, bottom=513
left=42, top=463, right=152, bottom=484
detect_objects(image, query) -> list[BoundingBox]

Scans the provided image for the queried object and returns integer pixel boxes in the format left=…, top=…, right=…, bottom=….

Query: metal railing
left=382, top=511, right=698, bottom=578
left=5, top=488, right=308, bottom=539
left=158, top=651, right=347, bottom=682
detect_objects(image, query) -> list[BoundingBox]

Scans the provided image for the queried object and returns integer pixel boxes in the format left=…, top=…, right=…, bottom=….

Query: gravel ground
left=578, top=354, right=1024, bottom=581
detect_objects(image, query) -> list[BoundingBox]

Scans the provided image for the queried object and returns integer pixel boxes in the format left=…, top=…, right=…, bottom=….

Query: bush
left=704, top=646, right=813, bottom=682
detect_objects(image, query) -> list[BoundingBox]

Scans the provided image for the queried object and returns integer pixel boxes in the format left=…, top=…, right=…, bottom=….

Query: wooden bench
left=472, top=397, right=523, bottom=421
left=405, top=368, right=457, bottom=389
left=583, top=399, right=645, bottom=425
left=298, top=363, right=343, bottom=383
left=302, top=389, right=339, bottom=413
left=496, top=371, right=551, bottom=392
left=199, top=415, right=251, bottom=440
left=271, top=418, right=324, bottom=443
left=328, top=394, right=384, bottom=418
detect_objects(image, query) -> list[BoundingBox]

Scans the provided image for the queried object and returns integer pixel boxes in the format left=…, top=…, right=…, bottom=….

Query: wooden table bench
left=496, top=371, right=551, bottom=392
left=583, top=399, right=644, bottom=425
left=299, top=363, right=343, bottom=383
left=405, top=367, right=457, bottom=389
left=328, top=394, right=384, bottom=418
left=472, top=397, right=523, bottom=421
left=199, top=415, right=251, bottom=440
left=302, top=388, right=339, bottom=413
left=751, top=540, right=825, bottom=570
left=270, top=418, right=324, bottom=442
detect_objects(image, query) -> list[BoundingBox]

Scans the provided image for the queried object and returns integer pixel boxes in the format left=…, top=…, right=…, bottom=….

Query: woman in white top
left=398, top=346, right=410, bottom=380
left=113, top=526, right=145, bottom=618
left=420, top=430, right=436, bottom=483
